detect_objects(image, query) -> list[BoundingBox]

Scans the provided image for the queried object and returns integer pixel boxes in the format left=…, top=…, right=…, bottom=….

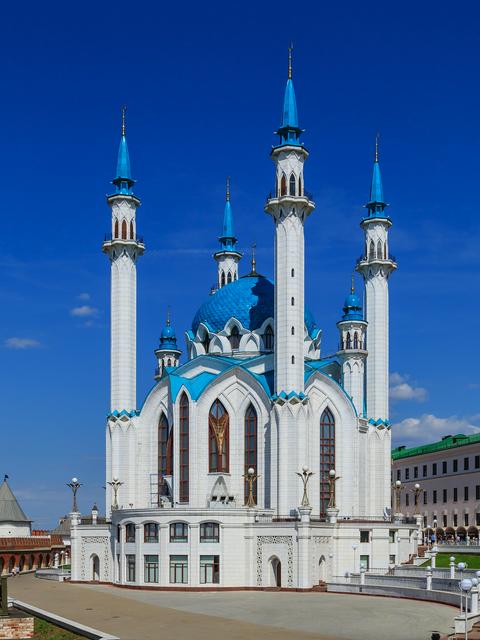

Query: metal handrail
left=104, top=233, right=144, bottom=244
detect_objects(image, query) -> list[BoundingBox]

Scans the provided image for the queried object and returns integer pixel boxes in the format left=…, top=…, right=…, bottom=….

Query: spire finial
left=375, top=132, right=380, bottom=163
left=166, top=306, right=171, bottom=327
left=121, top=105, right=127, bottom=137
left=288, top=43, right=293, bottom=80
left=351, top=272, right=355, bottom=294
left=226, top=176, right=230, bottom=202
left=251, top=242, right=257, bottom=274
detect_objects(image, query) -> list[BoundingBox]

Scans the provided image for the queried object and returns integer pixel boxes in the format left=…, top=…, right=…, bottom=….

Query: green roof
left=392, top=433, right=480, bottom=461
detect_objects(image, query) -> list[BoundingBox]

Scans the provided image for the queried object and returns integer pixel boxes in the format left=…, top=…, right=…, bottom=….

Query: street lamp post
left=327, top=469, right=341, bottom=509
left=460, top=578, right=473, bottom=640
left=352, top=543, right=358, bottom=574
left=411, top=483, right=423, bottom=515
left=296, top=467, right=314, bottom=508
left=242, top=467, right=259, bottom=508
left=107, top=477, right=123, bottom=510
left=392, top=480, right=404, bottom=517
left=67, top=477, right=82, bottom=512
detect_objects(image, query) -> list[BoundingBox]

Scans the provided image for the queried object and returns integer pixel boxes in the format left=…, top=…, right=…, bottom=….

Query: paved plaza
left=10, top=574, right=455, bottom=640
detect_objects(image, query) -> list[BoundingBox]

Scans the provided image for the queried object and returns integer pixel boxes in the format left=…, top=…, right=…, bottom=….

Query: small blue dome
left=161, top=324, right=175, bottom=340
left=159, top=321, right=179, bottom=350
left=192, top=274, right=317, bottom=337
left=344, top=292, right=361, bottom=309
left=342, top=292, right=363, bottom=321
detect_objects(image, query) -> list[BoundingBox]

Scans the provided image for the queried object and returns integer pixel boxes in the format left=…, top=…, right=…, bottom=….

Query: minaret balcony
left=337, top=346, right=368, bottom=357
left=102, top=234, right=145, bottom=254
left=264, top=192, right=315, bottom=216
left=355, top=254, right=397, bottom=270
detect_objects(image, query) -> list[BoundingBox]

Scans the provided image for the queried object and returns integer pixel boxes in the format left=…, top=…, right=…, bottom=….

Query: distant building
left=0, top=478, right=67, bottom=574
left=392, top=434, right=480, bottom=541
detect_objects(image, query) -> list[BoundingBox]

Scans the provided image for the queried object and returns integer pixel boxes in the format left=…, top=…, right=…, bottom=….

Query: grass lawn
left=31, top=617, right=85, bottom=639
left=421, top=552, right=480, bottom=569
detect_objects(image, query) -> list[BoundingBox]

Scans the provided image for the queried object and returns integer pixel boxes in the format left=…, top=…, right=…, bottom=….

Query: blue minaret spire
left=275, top=45, right=303, bottom=147
left=219, top=176, right=236, bottom=251
left=213, top=177, right=242, bottom=289
left=366, top=134, right=387, bottom=217
left=112, top=107, right=135, bottom=195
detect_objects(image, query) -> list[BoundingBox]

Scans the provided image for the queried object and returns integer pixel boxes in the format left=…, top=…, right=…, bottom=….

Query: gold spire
left=375, top=132, right=380, bottom=163
left=226, top=176, right=230, bottom=202
left=121, top=105, right=127, bottom=137
left=251, top=242, right=257, bottom=274
left=288, top=43, right=293, bottom=80
left=351, top=272, right=355, bottom=294
left=166, top=306, right=171, bottom=327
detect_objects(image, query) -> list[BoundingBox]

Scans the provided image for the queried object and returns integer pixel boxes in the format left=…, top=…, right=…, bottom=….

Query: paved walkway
left=9, top=575, right=455, bottom=640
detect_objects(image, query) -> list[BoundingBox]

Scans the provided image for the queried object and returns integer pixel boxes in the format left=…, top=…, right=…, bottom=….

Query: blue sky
left=1, top=0, right=479, bottom=527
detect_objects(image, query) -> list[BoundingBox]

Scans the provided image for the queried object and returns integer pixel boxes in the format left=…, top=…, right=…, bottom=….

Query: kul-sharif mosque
left=70, top=51, right=420, bottom=589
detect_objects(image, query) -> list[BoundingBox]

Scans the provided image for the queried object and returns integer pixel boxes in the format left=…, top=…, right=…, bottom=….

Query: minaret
left=356, top=136, right=396, bottom=422
left=265, top=47, right=315, bottom=395
left=336, top=276, right=368, bottom=416
left=102, top=108, right=144, bottom=413
left=154, top=309, right=181, bottom=379
left=213, top=177, right=242, bottom=289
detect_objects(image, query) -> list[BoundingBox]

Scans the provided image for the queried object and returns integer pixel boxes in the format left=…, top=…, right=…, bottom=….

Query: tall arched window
left=346, top=332, right=352, bottom=349
left=179, top=393, right=189, bottom=503
left=298, top=175, right=302, bottom=196
left=369, top=241, right=375, bottom=260
left=209, top=400, right=229, bottom=472
left=353, top=332, right=359, bottom=349
left=130, top=220, right=134, bottom=240
left=291, top=326, right=295, bottom=335
left=227, top=272, right=232, bottom=284
left=291, top=268, right=295, bottom=277
left=291, top=297, right=295, bottom=306
left=244, top=404, right=257, bottom=505
left=291, top=355, right=295, bottom=364
left=202, top=333, right=210, bottom=354
left=320, top=408, right=335, bottom=518
left=114, top=219, right=119, bottom=238
left=229, top=326, right=240, bottom=350
left=289, top=173, right=296, bottom=196
left=158, top=413, right=170, bottom=499
left=264, top=325, right=274, bottom=350
left=377, top=240, right=383, bottom=259
left=280, top=173, right=287, bottom=196
left=121, top=219, right=127, bottom=240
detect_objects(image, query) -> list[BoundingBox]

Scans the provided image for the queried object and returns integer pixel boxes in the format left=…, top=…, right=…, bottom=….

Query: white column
left=135, top=523, right=143, bottom=584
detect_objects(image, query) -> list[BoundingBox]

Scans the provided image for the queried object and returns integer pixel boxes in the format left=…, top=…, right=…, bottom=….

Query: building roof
left=392, top=432, right=480, bottom=461
left=191, top=274, right=318, bottom=337
left=0, top=480, right=31, bottom=523
left=51, top=516, right=71, bottom=536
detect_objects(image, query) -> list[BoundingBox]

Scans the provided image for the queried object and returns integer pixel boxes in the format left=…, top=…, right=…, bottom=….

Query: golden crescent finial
left=226, top=176, right=230, bottom=202
left=121, top=105, right=127, bottom=137
left=375, top=132, right=380, bottom=163
left=251, top=242, right=257, bottom=274
left=351, top=272, right=355, bottom=294
left=288, top=43, right=293, bottom=80
left=166, top=306, right=171, bottom=327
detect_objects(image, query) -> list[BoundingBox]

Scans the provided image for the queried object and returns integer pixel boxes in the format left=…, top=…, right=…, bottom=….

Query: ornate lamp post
left=460, top=578, right=473, bottom=640
left=392, top=480, right=404, bottom=515
left=243, top=467, right=259, bottom=508
left=107, top=477, right=123, bottom=510
left=67, top=477, right=82, bottom=512
left=328, top=469, right=341, bottom=509
left=411, top=483, right=423, bottom=515
left=296, top=466, right=314, bottom=507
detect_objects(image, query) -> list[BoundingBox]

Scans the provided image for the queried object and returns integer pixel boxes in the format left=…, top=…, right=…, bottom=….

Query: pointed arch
left=121, top=219, right=127, bottom=240
left=291, top=326, right=295, bottom=335
left=114, top=219, right=119, bottom=238
left=158, top=413, right=170, bottom=499
left=263, top=325, right=274, bottom=350
left=320, top=408, right=335, bottom=518
left=244, top=404, right=257, bottom=504
left=291, top=355, right=295, bottom=364
left=298, top=175, right=302, bottom=196
left=130, top=220, right=134, bottom=240
left=220, top=271, right=226, bottom=288
left=289, top=173, right=296, bottom=196
left=280, top=173, right=287, bottom=196
left=229, top=325, right=240, bottom=350
left=209, top=399, right=229, bottom=473
left=179, top=393, right=189, bottom=503
left=227, top=272, right=232, bottom=284
left=353, top=332, right=359, bottom=349
left=377, top=240, right=383, bottom=259
left=346, top=332, right=352, bottom=349
left=369, top=241, right=375, bottom=260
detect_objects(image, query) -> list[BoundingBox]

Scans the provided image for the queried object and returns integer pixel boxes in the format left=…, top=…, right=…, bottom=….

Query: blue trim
left=368, top=417, right=391, bottom=427
left=109, top=409, right=140, bottom=418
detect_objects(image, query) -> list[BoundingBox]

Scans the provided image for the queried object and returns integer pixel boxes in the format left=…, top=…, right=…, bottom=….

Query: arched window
left=320, top=408, right=335, bottom=518
left=121, top=219, right=127, bottom=240
left=244, top=404, right=257, bottom=505
left=291, top=268, right=295, bottom=277
left=384, top=244, right=387, bottom=259
left=179, top=393, right=189, bottom=503
left=280, top=173, right=287, bottom=196
left=369, top=241, right=375, bottom=260
left=291, top=297, right=295, bottom=306
left=114, top=219, right=119, bottom=238
left=346, top=333, right=352, bottom=349
left=130, top=220, right=134, bottom=240
left=298, top=175, right=302, bottom=196
left=229, top=326, right=240, bottom=350
left=264, top=325, right=274, bottom=350
left=289, top=173, right=296, bottom=196
left=377, top=240, right=383, bottom=259
left=144, top=523, right=159, bottom=543
left=353, top=332, right=358, bottom=349
left=227, top=272, right=232, bottom=284
left=291, top=355, right=295, bottom=364
left=202, top=333, right=210, bottom=354
left=221, top=272, right=226, bottom=288
left=291, top=326, right=295, bottom=335
left=158, top=413, right=170, bottom=499
left=209, top=400, right=229, bottom=473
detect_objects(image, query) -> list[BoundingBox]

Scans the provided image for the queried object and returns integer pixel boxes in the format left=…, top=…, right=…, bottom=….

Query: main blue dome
left=192, top=274, right=318, bottom=337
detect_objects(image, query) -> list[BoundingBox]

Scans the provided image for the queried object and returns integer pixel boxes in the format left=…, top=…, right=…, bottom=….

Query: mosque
left=71, top=52, right=419, bottom=588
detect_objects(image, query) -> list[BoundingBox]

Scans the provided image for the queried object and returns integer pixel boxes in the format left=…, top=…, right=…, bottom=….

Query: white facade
left=72, top=62, right=419, bottom=589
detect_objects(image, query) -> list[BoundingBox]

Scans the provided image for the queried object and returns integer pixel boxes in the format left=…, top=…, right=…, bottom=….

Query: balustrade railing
left=103, top=233, right=144, bottom=244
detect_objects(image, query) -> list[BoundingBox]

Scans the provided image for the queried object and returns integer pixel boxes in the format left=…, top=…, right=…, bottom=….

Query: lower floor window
left=170, top=555, right=188, bottom=584
left=200, top=555, right=220, bottom=584
left=144, top=555, right=159, bottom=583
left=126, top=554, right=135, bottom=582
left=359, top=555, right=369, bottom=571
left=389, top=554, right=396, bottom=564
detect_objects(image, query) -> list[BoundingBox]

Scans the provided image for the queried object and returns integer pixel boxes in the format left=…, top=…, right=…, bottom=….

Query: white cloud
left=77, top=292, right=90, bottom=301
left=4, top=337, right=42, bottom=349
left=390, top=372, right=427, bottom=402
left=70, top=305, right=98, bottom=318
left=392, top=413, right=480, bottom=447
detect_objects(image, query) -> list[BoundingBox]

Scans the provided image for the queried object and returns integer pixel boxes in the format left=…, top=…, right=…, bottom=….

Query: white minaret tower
left=336, top=276, right=368, bottom=416
left=102, top=109, right=144, bottom=414
left=356, top=137, right=396, bottom=423
left=213, top=177, right=242, bottom=289
left=265, top=48, right=315, bottom=396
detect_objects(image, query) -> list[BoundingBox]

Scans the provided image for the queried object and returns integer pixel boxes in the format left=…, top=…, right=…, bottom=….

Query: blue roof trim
left=368, top=417, right=390, bottom=427
left=109, top=409, right=140, bottom=418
